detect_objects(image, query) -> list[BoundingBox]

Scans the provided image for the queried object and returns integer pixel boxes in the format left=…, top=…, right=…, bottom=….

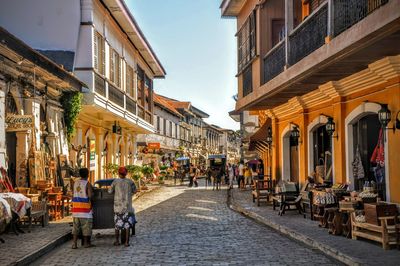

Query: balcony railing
left=260, top=0, right=389, bottom=87
left=333, top=0, right=388, bottom=37
left=108, top=83, right=124, bottom=108
left=126, top=96, right=137, bottom=115
left=145, top=111, right=152, bottom=124
left=138, top=106, right=145, bottom=120
left=94, top=73, right=106, bottom=97
left=263, top=40, right=285, bottom=83
left=288, top=3, right=328, bottom=66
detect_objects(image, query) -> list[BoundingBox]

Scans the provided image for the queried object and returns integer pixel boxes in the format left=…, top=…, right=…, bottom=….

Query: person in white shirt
left=238, top=161, right=244, bottom=189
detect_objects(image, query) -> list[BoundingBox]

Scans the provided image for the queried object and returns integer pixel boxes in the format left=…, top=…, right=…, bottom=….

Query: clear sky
left=126, top=0, right=239, bottom=130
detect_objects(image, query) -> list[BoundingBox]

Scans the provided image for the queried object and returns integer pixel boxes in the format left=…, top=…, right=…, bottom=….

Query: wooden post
left=285, top=0, right=294, bottom=67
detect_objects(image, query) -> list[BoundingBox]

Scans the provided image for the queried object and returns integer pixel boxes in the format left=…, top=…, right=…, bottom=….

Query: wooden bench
left=252, top=180, right=271, bottom=206
left=27, top=200, right=47, bottom=232
left=351, top=213, right=400, bottom=249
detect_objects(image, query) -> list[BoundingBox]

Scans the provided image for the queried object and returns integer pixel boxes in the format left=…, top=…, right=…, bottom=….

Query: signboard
left=6, top=114, right=34, bottom=132
left=89, top=139, right=96, bottom=171
left=147, top=143, right=160, bottom=149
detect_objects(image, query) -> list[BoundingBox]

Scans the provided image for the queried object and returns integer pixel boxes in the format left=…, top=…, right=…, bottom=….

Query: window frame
left=237, top=10, right=257, bottom=72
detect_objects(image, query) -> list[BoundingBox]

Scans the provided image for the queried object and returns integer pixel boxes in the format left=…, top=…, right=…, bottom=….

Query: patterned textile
left=114, top=212, right=136, bottom=230
left=0, top=192, right=32, bottom=218
left=108, top=178, right=136, bottom=214
left=0, top=197, right=12, bottom=231
left=72, top=179, right=93, bottom=219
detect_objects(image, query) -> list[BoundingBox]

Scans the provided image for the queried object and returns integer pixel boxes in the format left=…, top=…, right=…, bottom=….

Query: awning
left=248, top=118, right=272, bottom=153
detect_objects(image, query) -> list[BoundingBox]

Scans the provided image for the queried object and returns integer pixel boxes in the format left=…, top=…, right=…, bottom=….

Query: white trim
left=344, top=102, right=390, bottom=201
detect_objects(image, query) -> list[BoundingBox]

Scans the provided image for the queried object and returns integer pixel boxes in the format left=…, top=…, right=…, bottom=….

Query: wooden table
left=61, top=195, right=72, bottom=218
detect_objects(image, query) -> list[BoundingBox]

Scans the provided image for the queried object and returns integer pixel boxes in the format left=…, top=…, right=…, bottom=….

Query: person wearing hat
left=108, top=166, right=137, bottom=247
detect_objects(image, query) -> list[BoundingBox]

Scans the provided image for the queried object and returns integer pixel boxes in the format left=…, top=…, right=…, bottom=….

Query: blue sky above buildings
left=126, top=0, right=239, bottom=130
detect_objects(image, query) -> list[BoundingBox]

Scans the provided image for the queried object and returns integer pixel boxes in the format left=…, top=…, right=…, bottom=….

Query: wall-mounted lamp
left=116, top=151, right=121, bottom=158
left=266, top=127, right=273, bottom=145
left=290, top=123, right=301, bottom=146
left=101, top=148, right=107, bottom=157
left=128, top=152, right=133, bottom=159
left=325, top=116, right=339, bottom=140
left=378, top=104, right=396, bottom=132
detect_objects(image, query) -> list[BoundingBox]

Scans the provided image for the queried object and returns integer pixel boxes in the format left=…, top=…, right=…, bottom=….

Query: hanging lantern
left=290, top=125, right=300, bottom=146
left=325, top=117, right=336, bottom=136
left=266, top=127, right=273, bottom=145
left=378, top=104, right=391, bottom=128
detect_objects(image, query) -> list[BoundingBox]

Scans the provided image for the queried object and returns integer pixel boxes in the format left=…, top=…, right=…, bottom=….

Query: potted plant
left=126, top=165, right=143, bottom=191
left=141, top=165, right=154, bottom=190
left=103, top=163, right=119, bottom=178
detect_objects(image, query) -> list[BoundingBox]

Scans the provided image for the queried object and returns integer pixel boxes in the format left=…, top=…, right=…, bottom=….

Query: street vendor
left=71, top=168, right=94, bottom=249
left=108, top=166, right=137, bottom=247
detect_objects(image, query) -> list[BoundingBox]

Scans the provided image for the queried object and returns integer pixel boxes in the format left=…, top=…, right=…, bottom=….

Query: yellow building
left=221, top=0, right=400, bottom=202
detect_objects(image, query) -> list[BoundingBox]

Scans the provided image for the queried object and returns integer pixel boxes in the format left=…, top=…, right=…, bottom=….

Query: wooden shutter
left=94, top=32, right=98, bottom=71
left=110, top=49, right=114, bottom=83
left=101, top=37, right=105, bottom=75
left=117, top=54, right=121, bottom=87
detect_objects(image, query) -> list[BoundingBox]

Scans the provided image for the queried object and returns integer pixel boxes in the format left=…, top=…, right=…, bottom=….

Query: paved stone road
left=33, top=183, right=339, bottom=265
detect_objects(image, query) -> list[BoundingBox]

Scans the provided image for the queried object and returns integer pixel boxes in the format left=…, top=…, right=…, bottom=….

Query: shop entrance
left=282, top=128, right=299, bottom=183
left=6, top=132, right=17, bottom=186
left=312, top=125, right=332, bottom=183
left=5, top=92, right=19, bottom=186
left=352, top=114, right=384, bottom=199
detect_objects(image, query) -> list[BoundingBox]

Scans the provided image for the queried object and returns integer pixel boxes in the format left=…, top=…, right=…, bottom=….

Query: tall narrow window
left=243, top=66, right=253, bottom=96
left=169, top=121, right=173, bottom=137
left=126, top=65, right=135, bottom=97
left=109, top=48, right=121, bottom=87
left=237, top=11, right=256, bottom=72
left=137, top=66, right=144, bottom=107
left=93, top=31, right=105, bottom=75
left=156, top=116, right=160, bottom=132
left=163, top=119, right=167, bottom=136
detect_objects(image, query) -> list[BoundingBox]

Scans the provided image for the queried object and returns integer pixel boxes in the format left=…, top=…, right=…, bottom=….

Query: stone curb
left=12, top=230, right=72, bottom=266
left=227, top=190, right=363, bottom=266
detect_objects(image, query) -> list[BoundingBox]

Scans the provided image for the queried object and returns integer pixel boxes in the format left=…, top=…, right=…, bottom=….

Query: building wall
left=258, top=55, right=400, bottom=203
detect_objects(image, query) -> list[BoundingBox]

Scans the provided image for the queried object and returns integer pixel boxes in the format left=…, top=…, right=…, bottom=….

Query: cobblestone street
left=33, top=183, right=339, bottom=265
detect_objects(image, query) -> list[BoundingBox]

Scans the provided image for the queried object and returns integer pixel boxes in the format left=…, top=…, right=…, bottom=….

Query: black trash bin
left=92, top=179, right=115, bottom=229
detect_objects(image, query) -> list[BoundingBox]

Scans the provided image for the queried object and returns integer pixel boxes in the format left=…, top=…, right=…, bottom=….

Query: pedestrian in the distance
left=71, top=168, right=94, bottom=249
left=238, top=160, right=244, bottom=189
left=108, top=166, right=137, bottom=247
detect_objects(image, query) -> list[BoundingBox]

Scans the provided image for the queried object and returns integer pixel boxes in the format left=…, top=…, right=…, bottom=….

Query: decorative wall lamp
left=325, top=116, right=339, bottom=139
left=290, top=123, right=301, bottom=146
left=128, top=152, right=133, bottom=159
left=266, top=127, right=273, bottom=145
left=116, top=150, right=121, bottom=158
left=378, top=104, right=395, bottom=132
left=101, top=147, right=107, bottom=157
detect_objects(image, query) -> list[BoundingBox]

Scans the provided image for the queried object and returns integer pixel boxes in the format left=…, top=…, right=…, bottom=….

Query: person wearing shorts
left=109, top=166, right=137, bottom=247
left=71, top=168, right=94, bottom=249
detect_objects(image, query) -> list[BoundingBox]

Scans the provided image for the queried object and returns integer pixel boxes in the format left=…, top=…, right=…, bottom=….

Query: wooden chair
left=252, top=180, right=272, bottom=206
left=28, top=200, right=47, bottom=232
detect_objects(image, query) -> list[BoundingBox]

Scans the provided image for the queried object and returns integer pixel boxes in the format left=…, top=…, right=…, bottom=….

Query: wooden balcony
left=239, top=0, right=400, bottom=111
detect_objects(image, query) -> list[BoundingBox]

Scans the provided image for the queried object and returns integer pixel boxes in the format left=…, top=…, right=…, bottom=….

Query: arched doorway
left=307, top=115, right=333, bottom=184
left=6, top=92, right=18, bottom=186
left=345, top=102, right=389, bottom=201
left=281, top=125, right=299, bottom=183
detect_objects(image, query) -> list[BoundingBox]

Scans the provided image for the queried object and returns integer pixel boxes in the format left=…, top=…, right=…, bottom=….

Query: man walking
left=108, top=166, right=137, bottom=247
left=71, top=168, right=94, bottom=249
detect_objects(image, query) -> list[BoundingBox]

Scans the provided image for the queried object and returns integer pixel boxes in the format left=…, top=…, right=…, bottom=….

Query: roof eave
left=104, top=0, right=166, bottom=78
